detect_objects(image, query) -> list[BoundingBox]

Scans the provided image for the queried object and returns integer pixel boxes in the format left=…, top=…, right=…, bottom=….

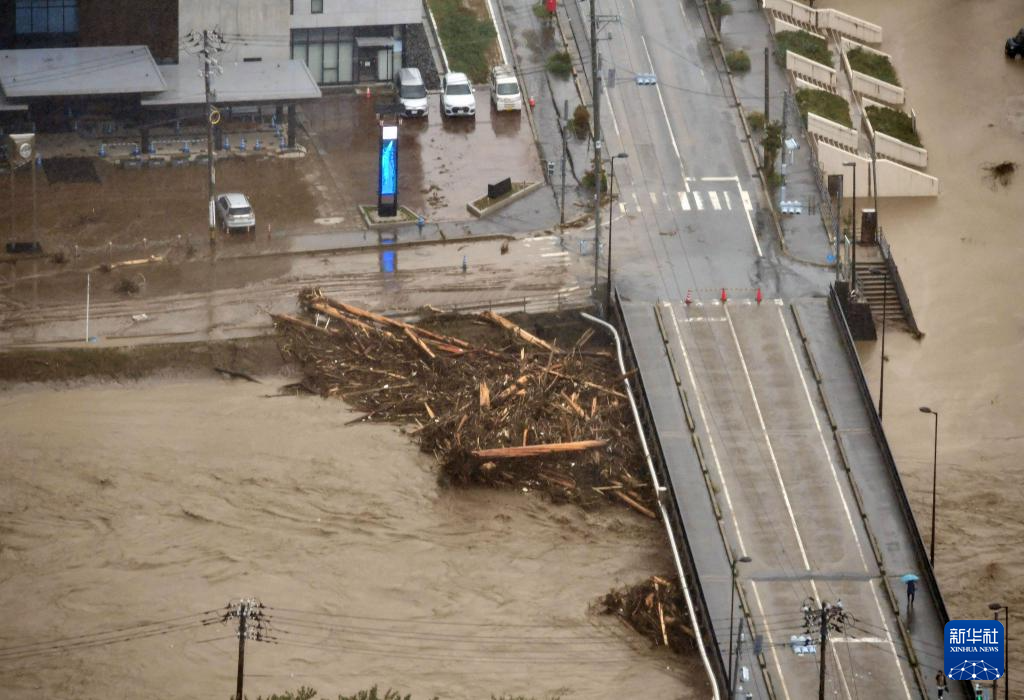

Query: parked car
left=396, top=67, right=428, bottom=117
left=489, top=64, right=523, bottom=111
left=1007, top=28, right=1024, bottom=59
left=215, top=193, right=255, bottom=233
left=441, top=72, right=475, bottom=119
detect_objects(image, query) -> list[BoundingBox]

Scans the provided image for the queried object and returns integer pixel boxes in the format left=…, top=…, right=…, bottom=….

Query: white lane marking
left=678, top=191, right=691, bottom=211
left=532, top=235, right=557, bottom=241
left=723, top=304, right=812, bottom=570
left=723, top=191, right=732, bottom=210
left=603, top=89, right=621, bottom=139
left=709, top=191, right=722, bottom=211
left=650, top=191, right=658, bottom=206
left=701, top=175, right=740, bottom=182
left=484, top=0, right=508, bottom=64
left=750, top=581, right=793, bottom=700
left=684, top=316, right=727, bottom=323
left=693, top=192, right=704, bottom=210
left=618, top=202, right=626, bottom=214
left=740, top=189, right=754, bottom=212
left=640, top=34, right=689, bottom=191
left=834, top=637, right=887, bottom=644
left=632, top=192, right=642, bottom=213
left=559, top=285, right=580, bottom=293
left=736, top=182, right=763, bottom=257
left=541, top=252, right=569, bottom=258
left=776, top=306, right=912, bottom=700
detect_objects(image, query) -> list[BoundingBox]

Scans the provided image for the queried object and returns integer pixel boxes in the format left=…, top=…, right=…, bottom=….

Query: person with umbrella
left=902, top=573, right=919, bottom=611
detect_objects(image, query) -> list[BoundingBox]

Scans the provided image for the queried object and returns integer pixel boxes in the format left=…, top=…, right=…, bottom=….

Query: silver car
left=215, top=193, right=255, bottom=233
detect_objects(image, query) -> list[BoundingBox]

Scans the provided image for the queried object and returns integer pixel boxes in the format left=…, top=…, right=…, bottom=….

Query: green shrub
left=582, top=167, right=608, bottom=192
left=571, top=104, right=590, bottom=139
left=725, top=49, right=751, bottom=73
left=866, top=105, right=921, bottom=146
left=847, top=47, right=900, bottom=86
left=546, top=51, right=573, bottom=78
left=762, top=121, right=783, bottom=173
left=775, top=30, right=832, bottom=67
left=532, top=2, right=553, bottom=19
left=427, top=0, right=497, bottom=83
left=746, top=110, right=766, bottom=131
left=709, top=0, right=732, bottom=31
left=795, top=88, right=852, bottom=127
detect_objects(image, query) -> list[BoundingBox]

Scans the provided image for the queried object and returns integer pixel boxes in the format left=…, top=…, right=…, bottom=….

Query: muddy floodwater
left=824, top=0, right=1024, bottom=685
left=0, top=378, right=704, bottom=699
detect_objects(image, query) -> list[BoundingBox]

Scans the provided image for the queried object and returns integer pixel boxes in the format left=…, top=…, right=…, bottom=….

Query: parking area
left=2, top=90, right=541, bottom=255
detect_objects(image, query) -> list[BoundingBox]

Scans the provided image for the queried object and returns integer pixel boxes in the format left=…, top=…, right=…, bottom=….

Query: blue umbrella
left=901, top=573, right=920, bottom=583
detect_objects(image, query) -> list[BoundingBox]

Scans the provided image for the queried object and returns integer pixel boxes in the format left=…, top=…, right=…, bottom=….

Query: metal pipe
left=581, top=311, right=721, bottom=700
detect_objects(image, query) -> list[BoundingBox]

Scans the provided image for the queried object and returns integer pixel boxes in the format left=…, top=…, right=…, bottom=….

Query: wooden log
left=307, top=301, right=379, bottom=334
left=480, top=310, right=557, bottom=353
left=654, top=580, right=669, bottom=647
left=272, top=313, right=344, bottom=336
left=470, top=440, right=607, bottom=459
left=403, top=326, right=436, bottom=359
left=479, top=382, right=490, bottom=408
left=612, top=490, right=657, bottom=519
left=317, top=296, right=470, bottom=347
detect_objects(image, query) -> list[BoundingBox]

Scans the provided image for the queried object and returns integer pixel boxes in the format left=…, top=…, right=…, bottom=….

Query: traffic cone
left=529, top=96, right=536, bottom=109
left=721, top=288, right=728, bottom=303
left=756, top=288, right=763, bottom=305
left=365, top=86, right=371, bottom=99
left=684, top=290, right=692, bottom=305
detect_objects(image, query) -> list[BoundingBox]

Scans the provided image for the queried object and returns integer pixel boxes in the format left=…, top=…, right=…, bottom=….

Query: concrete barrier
left=807, top=112, right=859, bottom=150
left=815, top=140, right=938, bottom=197
left=765, top=0, right=882, bottom=43
left=773, top=16, right=826, bottom=40
left=786, top=51, right=837, bottom=90
left=873, top=130, right=928, bottom=168
left=851, top=71, right=905, bottom=105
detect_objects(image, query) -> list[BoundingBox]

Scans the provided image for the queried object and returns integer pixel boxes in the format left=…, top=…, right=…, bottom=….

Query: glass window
left=311, top=0, right=323, bottom=13
left=15, top=0, right=78, bottom=34
left=291, top=28, right=356, bottom=86
left=307, top=42, right=324, bottom=83
left=446, top=83, right=471, bottom=96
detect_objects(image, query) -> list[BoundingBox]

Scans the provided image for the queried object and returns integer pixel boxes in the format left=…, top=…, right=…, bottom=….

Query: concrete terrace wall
left=786, top=51, right=837, bottom=90
left=873, top=129, right=927, bottom=169
left=179, top=0, right=289, bottom=63
left=840, top=37, right=905, bottom=106
left=764, top=0, right=882, bottom=44
left=816, top=140, right=938, bottom=197
left=808, top=112, right=858, bottom=151
left=290, top=0, right=421, bottom=28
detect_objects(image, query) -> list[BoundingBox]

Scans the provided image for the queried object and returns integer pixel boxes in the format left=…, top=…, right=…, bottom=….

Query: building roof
left=0, top=90, right=28, bottom=112
left=0, top=46, right=165, bottom=98
left=141, top=60, right=322, bottom=107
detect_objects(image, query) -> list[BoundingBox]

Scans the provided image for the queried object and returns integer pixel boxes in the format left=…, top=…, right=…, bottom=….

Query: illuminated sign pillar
left=378, top=124, right=399, bottom=217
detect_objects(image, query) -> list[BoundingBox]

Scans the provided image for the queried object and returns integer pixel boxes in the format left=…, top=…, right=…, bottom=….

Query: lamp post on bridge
left=606, top=152, right=628, bottom=314
left=727, top=555, right=752, bottom=696
left=989, top=602, right=1009, bottom=700
left=919, top=406, right=939, bottom=567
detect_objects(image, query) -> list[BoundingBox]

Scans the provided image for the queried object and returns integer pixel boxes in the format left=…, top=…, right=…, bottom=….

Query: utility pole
left=590, top=0, right=602, bottom=310
left=222, top=598, right=269, bottom=700
left=560, top=99, right=568, bottom=226
left=731, top=619, right=745, bottom=698
left=817, top=602, right=829, bottom=700
left=802, top=598, right=852, bottom=700
left=235, top=599, right=247, bottom=700
left=764, top=47, right=770, bottom=122
left=185, top=30, right=226, bottom=247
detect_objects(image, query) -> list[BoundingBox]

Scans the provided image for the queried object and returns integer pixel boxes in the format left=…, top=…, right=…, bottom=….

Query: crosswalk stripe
left=678, top=191, right=691, bottom=211
left=709, top=191, right=721, bottom=210
left=649, top=191, right=658, bottom=206
left=723, top=191, right=732, bottom=210
left=618, top=202, right=626, bottom=214
left=632, top=192, right=642, bottom=213
left=740, top=189, right=753, bottom=212
left=693, top=192, right=704, bottom=210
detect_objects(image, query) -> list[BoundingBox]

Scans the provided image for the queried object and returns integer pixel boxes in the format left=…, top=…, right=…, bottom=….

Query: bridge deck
left=622, top=298, right=957, bottom=699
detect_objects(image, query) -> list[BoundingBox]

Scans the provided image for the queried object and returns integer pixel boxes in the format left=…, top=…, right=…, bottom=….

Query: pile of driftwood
left=272, top=288, right=653, bottom=513
left=601, top=576, right=694, bottom=654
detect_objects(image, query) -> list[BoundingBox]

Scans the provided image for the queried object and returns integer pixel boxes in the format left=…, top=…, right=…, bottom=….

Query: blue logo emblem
left=944, top=620, right=1004, bottom=681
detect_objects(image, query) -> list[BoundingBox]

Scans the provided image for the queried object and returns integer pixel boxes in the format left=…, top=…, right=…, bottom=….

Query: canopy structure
left=141, top=59, right=321, bottom=107
left=0, top=46, right=165, bottom=98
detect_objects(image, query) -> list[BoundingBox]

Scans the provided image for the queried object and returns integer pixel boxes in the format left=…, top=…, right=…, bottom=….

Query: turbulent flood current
left=0, top=379, right=703, bottom=699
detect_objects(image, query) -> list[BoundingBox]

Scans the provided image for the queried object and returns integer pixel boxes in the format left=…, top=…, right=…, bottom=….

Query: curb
left=466, top=181, right=543, bottom=217
left=357, top=204, right=421, bottom=230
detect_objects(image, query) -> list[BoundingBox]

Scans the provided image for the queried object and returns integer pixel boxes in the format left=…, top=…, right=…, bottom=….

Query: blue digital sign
left=380, top=137, right=396, bottom=196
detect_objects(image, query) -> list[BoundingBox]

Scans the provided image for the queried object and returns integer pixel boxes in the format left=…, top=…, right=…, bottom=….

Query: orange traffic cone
left=365, top=86, right=371, bottom=99
left=756, top=288, right=763, bottom=305
left=721, top=288, right=728, bottom=303
left=685, top=290, right=692, bottom=305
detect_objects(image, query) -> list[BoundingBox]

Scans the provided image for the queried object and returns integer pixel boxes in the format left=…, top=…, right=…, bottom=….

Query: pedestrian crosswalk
left=615, top=189, right=754, bottom=216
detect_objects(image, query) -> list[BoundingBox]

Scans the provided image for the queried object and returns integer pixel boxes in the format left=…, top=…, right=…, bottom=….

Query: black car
left=1007, top=28, right=1024, bottom=59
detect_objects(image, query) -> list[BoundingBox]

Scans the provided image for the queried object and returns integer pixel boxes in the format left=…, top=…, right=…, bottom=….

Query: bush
left=546, top=51, right=572, bottom=78
left=775, top=30, right=832, bottom=67
left=746, top=110, right=766, bottom=131
left=847, top=47, right=900, bottom=86
left=795, top=88, right=852, bottom=127
left=532, top=2, right=553, bottom=19
left=582, top=167, right=608, bottom=192
left=427, top=0, right=497, bottom=83
left=725, top=49, right=751, bottom=73
left=762, top=121, right=783, bottom=173
left=866, top=105, right=921, bottom=146
left=571, top=104, right=590, bottom=139
left=709, top=0, right=732, bottom=31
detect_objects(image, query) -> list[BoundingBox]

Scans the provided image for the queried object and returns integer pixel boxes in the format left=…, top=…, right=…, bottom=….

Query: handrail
left=582, top=309, right=722, bottom=700
left=876, top=231, right=923, bottom=338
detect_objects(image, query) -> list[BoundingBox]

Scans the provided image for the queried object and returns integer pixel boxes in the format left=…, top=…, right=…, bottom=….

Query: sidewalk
left=718, top=0, right=835, bottom=267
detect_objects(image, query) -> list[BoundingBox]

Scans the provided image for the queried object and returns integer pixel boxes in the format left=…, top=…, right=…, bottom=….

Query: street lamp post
left=989, top=602, right=1009, bottom=700
left=606, top=152, right=628, bottom=313
left=919, top=406, right=939, bottom=566
left=727, top=555, right=752, bottom=696
left=867, top=268, right=888, bottom=420
left=843, top=161, right=858, bottom=294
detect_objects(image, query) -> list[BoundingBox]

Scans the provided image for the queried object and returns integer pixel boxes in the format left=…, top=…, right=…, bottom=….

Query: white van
left=490, top=65, right=522, bottom=111
left=397, top=67, right=428, bottom=118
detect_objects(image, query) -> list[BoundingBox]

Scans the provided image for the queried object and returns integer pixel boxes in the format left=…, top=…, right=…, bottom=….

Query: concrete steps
left=855, top=261, right=904, bottom=323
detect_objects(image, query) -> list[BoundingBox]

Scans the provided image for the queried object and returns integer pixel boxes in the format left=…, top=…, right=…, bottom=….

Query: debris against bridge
left=601, top=576, right=695, bottom=654
left=272, top=289, right=653, bottom=512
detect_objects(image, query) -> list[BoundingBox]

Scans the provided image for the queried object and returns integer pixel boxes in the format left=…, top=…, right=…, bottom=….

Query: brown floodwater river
left=0, top=378, right=704, bottom=699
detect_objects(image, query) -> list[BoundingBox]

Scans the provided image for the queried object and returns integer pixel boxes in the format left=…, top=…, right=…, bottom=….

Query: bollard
left=131, top=144, right=140, bottom=157
left=143, top=237, right=147, bottom=251
left=99, top=143, right=107, bottom=157
left=254, top=137, right=262, bottom=151
left=223, top=136, right=230, bottom=150
left=279, top=135, right=286, bottom=149
left=462, top=255, right=467, bottom=273
left=417, top=215, right=425, bottom=236
left=35, top=154, right=42, bottom=167
left=148, top=142, right=156, bottom=155
left=182, top=142, right=190, bottom=154
left=239, top=137, right=247, bottom=151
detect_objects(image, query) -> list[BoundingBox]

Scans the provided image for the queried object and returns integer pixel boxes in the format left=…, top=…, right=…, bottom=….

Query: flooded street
left=826, top=0, right=1024, bottom=672
left=0, top=378, right=704, bottom=699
